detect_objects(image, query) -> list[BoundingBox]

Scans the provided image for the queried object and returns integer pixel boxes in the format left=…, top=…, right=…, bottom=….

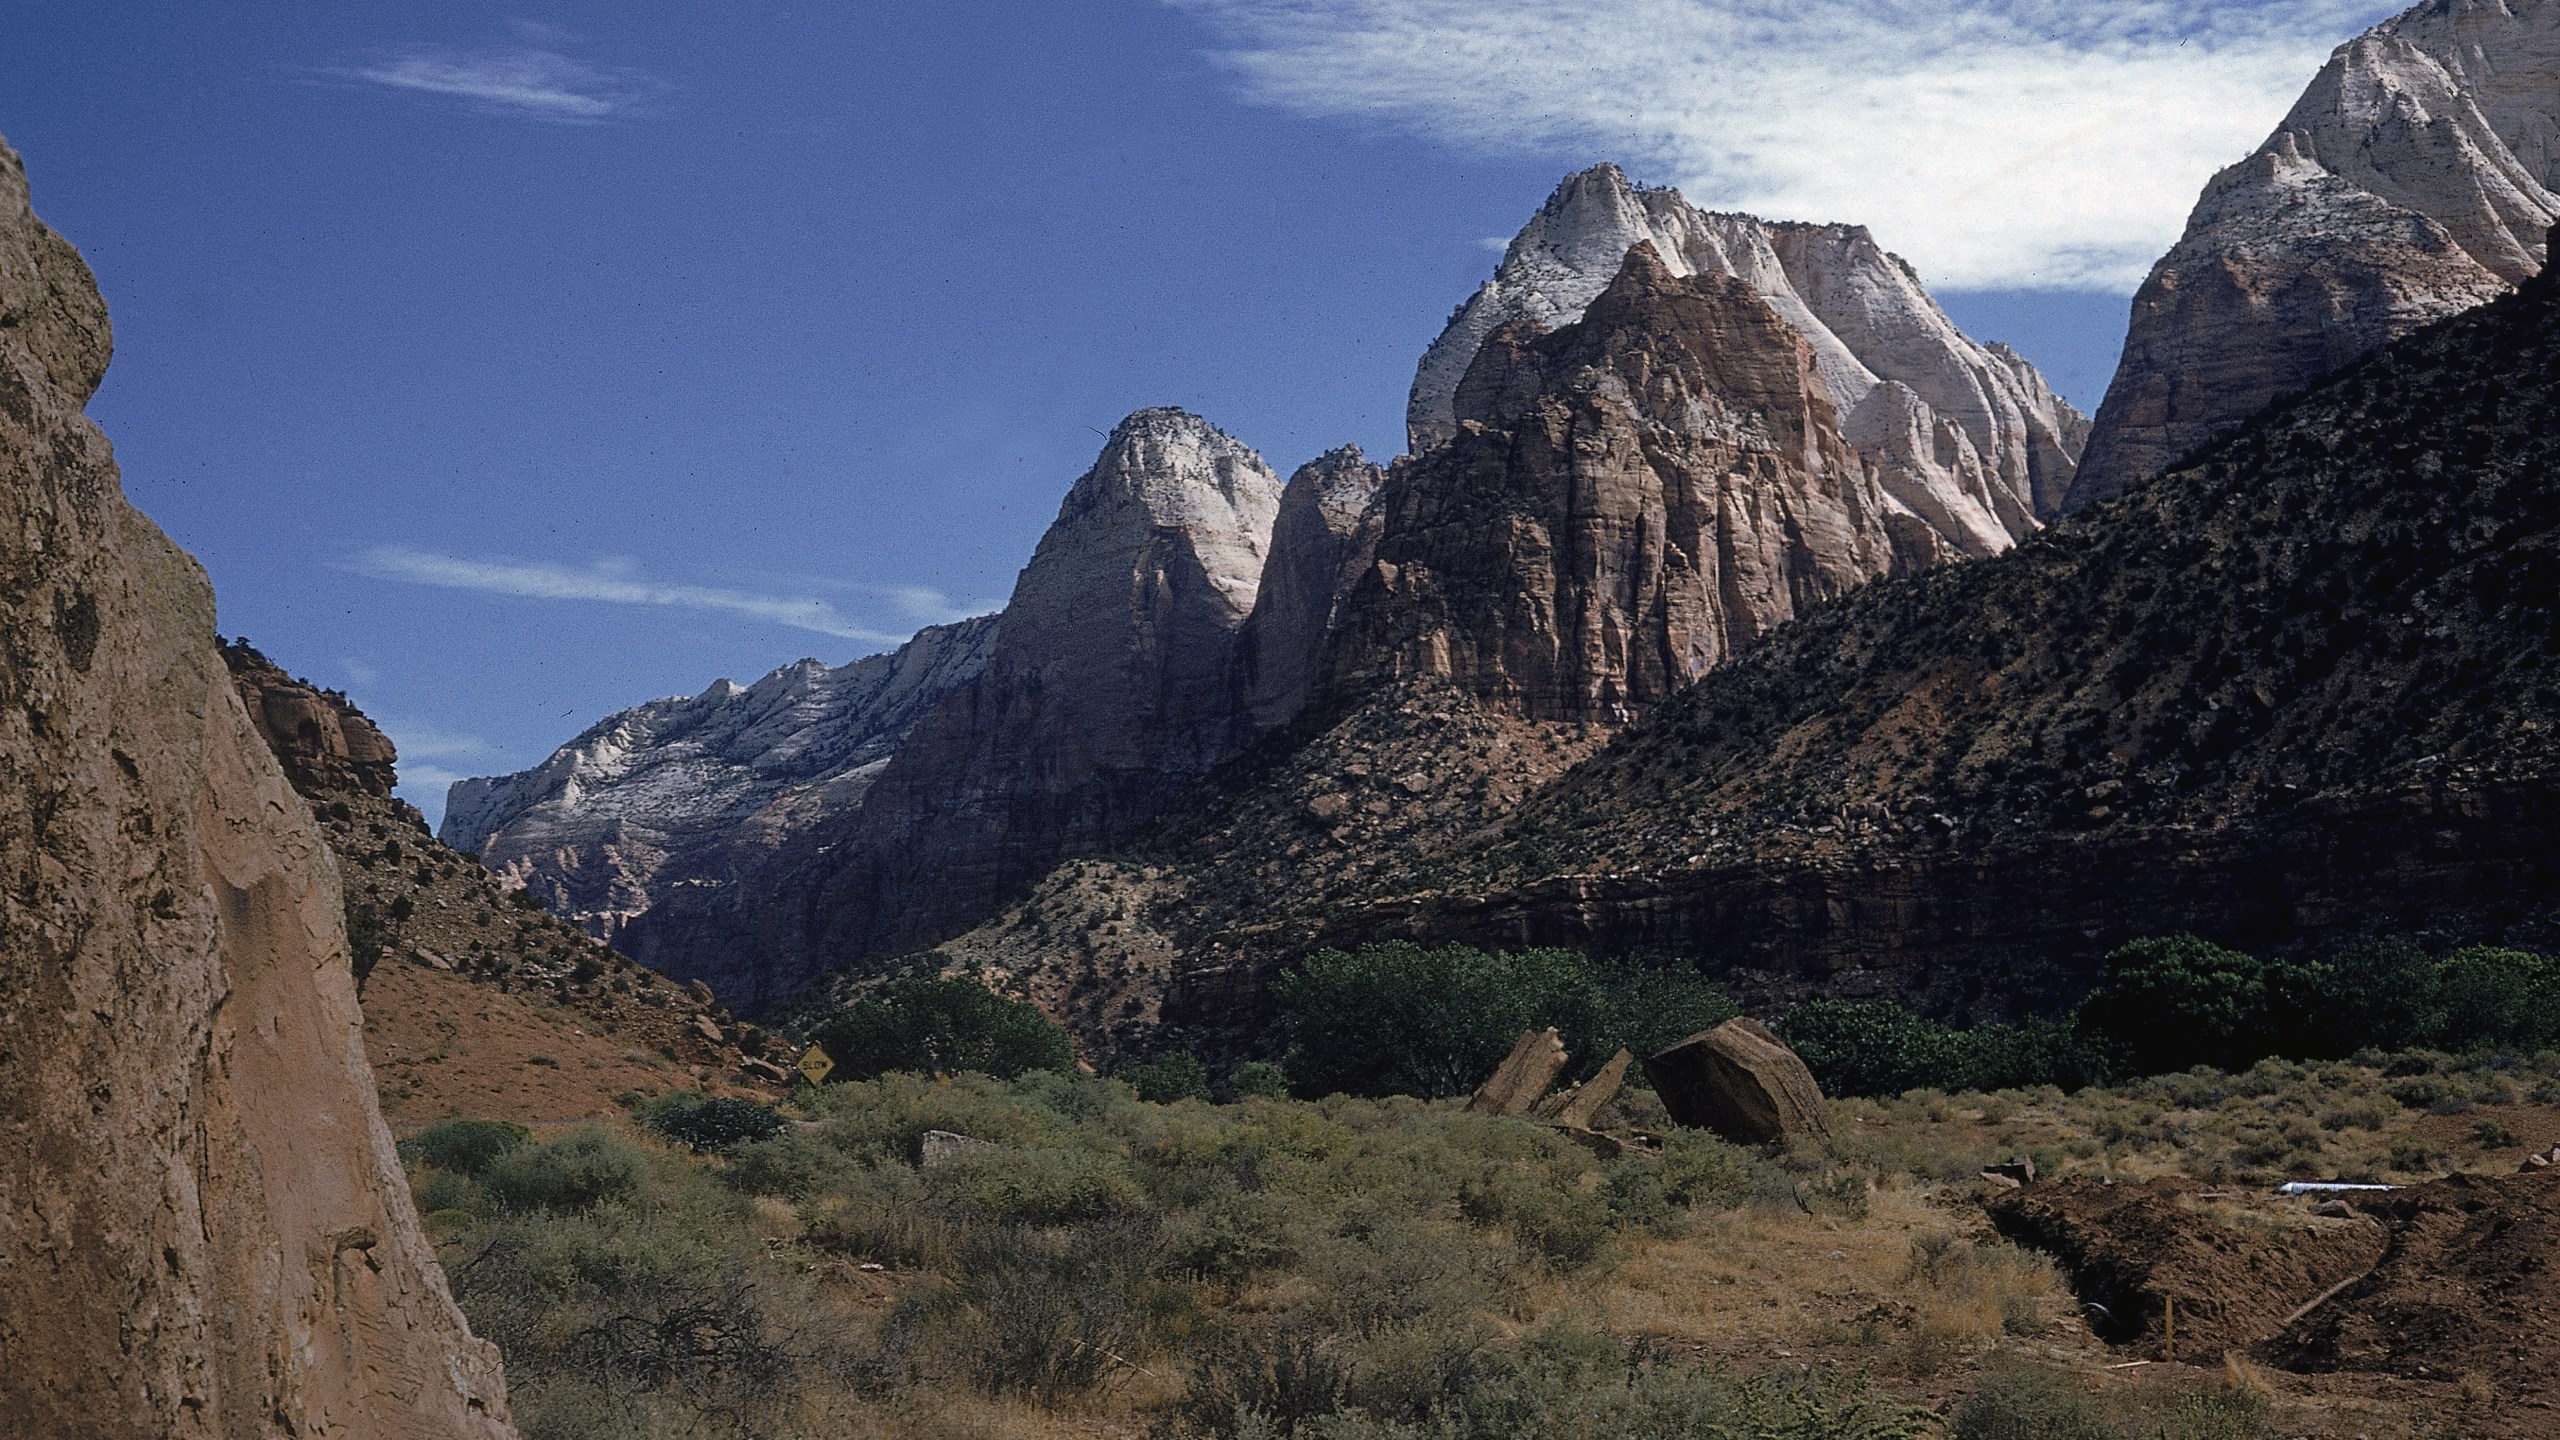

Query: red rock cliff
left=0, top=139, right=515, bottom=1437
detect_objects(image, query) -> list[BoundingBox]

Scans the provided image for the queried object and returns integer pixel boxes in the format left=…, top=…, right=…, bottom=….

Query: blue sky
left=1, top=1, right=2396, bottom=823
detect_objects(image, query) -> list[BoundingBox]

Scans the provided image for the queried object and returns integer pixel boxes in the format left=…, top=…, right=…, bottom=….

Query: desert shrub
left=345, top=898, right=385, bottom=989
left=644, top=1095, right=784, bottom=1154
left=1274, top=943, right=1734, bottom=1099
left=1951, top=1366, right=2116, bottom=1440
left=806, top=976, right=1075, bottom=1083
left=1228, top=1060, right=1292, bottom=1099
left=1652, top=1127, right=1763, bottom=1210
left=481, top=1130, right=647, bottom=1215
left=1203, top=1335, right=1939, bottom=1440
left=922, top=1145, right=1146, bottom=1225
left=716, top=1130, right=851, bottom=1198
left=1128, top=1050, right=1212, bottom=1103
left=911, top=1216, right=1175, bottom=1402
left=407, top=1118, right=532, bottom=1177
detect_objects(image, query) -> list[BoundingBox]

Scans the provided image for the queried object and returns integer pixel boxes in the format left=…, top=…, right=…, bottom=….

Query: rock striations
left=619, top=409, right=1287, bottom=1008
left=1328, top=244, right=1948, bottom=725
left=441, top=614, right=997, bottom=940
left=1342, top=235, right=2560, bottom=1018
left=0, top=140, right=514, bottom=1437
left=1410, top=163, right=2089, bottom=525
left=2071, top=0, right=2559, bottom=508
left=1233, top=445, right=1387, bottom=732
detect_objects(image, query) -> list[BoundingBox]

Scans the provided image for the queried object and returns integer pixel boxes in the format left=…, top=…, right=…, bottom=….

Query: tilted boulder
left=1467, top=1027, right=1569, bottom=1117
left=1542, top=1048, right=1633, bottom=1131
left=1644, top=1019, right=1834, bottom=1147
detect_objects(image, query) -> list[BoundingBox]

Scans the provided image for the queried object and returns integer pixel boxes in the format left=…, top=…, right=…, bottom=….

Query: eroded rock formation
left=1326, top=243, right=1945, bottom=725
left=0, top=138, right=513, bottom=1438
left=1410, top=163, right=2087, bottom=524
left=2070, top=0, right=2559, bottom=507
left=441, top=615, right=996, bottom=939
left=621, top=408, right=1286, bottom=1008
left=1233, top=445, right=1387, bottom=733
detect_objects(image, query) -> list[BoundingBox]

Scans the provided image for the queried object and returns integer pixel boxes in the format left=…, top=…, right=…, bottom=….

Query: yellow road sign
left=795, top=1043, right=836, bottom=1085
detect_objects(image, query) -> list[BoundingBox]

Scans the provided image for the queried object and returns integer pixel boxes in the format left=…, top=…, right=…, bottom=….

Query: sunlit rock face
left=0, top=137, right=514, bottom=1439
left=2069, top=0, right=2559, bottom=509
left=440, top=615, right=997, bottom=940
left=1233, top=445, right=1388, bottom=733
left=1331, top=243, right=1953, bottom=726
left=621, top=408, right=1288, bottom=1008
left=1408, top=163, right=2088, bottom=529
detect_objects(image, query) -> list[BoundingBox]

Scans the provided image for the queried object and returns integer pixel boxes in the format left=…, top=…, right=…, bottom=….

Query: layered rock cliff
left=1411, top=164, right=2088, bottom=525
left=1233, top=445, right=1387, bottom=732
left=0, top=139, right=513, bottom=1437
left=1326, top=243, right=1947, bottom=725
left=620, top=408, right=1286, bottom=1008
left=440, top=615, right=996, bottom=940
left=1314, top=233, right=2560, bottom=1021
left=2070, top=0, right=2559, bottom=508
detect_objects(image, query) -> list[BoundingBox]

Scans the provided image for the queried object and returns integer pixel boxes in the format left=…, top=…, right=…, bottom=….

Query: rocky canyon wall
left=1408, top=163, right=2087, bottom=526
left=0, top=140, right=513, bottom=1437
left=2070, top=0, right=2558, bottom=507
left=1325, top=244, right=1943, bottom=726
left=621, top=408, right=1287, bottom=1008
left=441, top=614, right=997, bottom=940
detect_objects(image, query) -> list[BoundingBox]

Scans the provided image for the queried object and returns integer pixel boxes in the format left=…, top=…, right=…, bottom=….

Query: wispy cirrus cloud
left=324, top=29, right=657, bottom=122
left=343, top=547, right=934, bottom=644
left=1165, top=0, right=2402, bottom=290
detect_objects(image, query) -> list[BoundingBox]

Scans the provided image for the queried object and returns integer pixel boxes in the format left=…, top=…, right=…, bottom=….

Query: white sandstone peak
left=1409, top=164, right=2089, bottom=536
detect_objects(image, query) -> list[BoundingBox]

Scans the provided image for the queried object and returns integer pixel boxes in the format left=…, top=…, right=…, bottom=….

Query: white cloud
left=343, top=546, right=924, bottom=644
left=331, top=42, right=654, bottom=122
left=1166, top=0, right=2403, bottom=290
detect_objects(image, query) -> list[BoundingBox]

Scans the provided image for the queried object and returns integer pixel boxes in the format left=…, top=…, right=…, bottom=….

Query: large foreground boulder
left=1644, top=1018, right=1834, bottom=1146
left=0, top=139, right=514, bottom=1436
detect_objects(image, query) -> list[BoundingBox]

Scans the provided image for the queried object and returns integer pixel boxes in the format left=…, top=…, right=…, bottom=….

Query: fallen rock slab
left=1543, top=1048, right=1632, bottom=1130
left=1467, top=1027, right=1568, bottom=1117
left=1644, top=1018, right=1832, bottom=1146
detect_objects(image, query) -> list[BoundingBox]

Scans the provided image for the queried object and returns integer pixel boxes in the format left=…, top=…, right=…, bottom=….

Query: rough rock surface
left=441, top=615, right=996, bottom=940
left=1643, top=1019, right=1833, bottom=1147
left=224, top=638, right=400, bottom=799
left=2071, top=0, right=2559, bottom=507
left=1465, top=1027, right=1570, bottom=1117
left=221, top=643, right=789, bottom=1119
left=1315, top=230, right=2560, bottom=1023
left=623, top=409, right=1285, bottom=1009
left=1327, top=244, right=1945, bottom=725
left=1233, top=446, right=1386, bottom=732
left=0, top=138, right=513, bottom=1438
left=1411, top=163, right=2087, bottom=524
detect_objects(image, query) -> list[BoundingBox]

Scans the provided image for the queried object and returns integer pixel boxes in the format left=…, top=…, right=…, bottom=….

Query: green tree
left=808, top=977, right=1076, bottom=1083
left=1125, top=1051, right=1211, bottom=1103
left=2075, top=935, right=2277, bottom=1074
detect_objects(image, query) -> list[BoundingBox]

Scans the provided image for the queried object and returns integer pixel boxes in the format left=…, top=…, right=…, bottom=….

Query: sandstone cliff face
left=0, top=140, right=512, bottom=1438
left=1410, top=164, right=2088, bottom=525
left=1233, top=445, right=1386, bottom=732
left=1327, top=243, right=1947, bottom=726
left=440, top=615, right=996, bottom=940
left=1341, top=242, right=2560, bottom=1018
left=621, top=408, right=1285, bottom=1008
left=223, top=638, right=403, bottom=800
left=2070, top=0, right=2559, bottom=508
